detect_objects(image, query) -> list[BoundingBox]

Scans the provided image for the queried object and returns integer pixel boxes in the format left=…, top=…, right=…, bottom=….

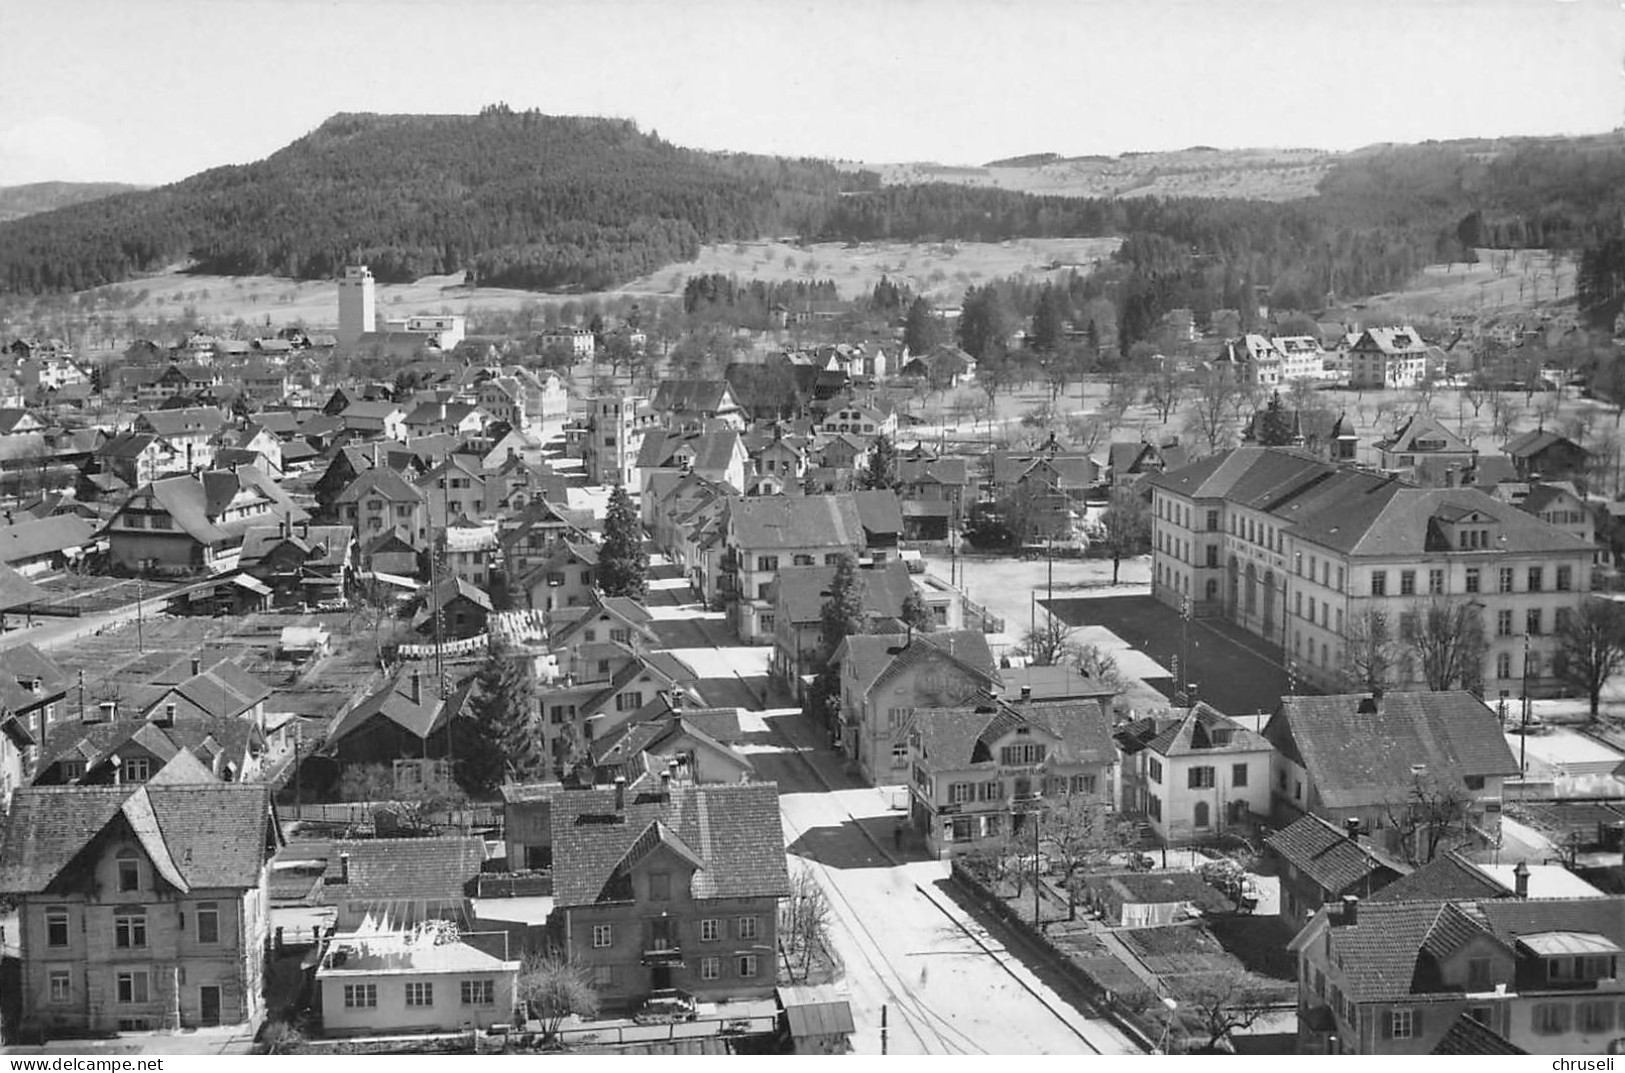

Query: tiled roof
left=335, top=465, right=425, bottom=505
left=1266, top=692, right=1519, bottom=809
left=549, top=782, right=788, bottom=907
left=1502, top=428, right=1576, bottom=458
left=1432, top=1013, right=1525, bottom=1055
left=320, top=836, right=485, bottom=904
left=0, top=783, right=275, bottom=894
left=1377, top=413, right=1473, bottom=455
left=850, top=490, right=904, bottom=537
left=912, top=698, right=1113, bottom=768
left=326, top=665, right=457, bottom=743
left=649, top=380, right=735, bottom=415
left=772, top=561, right=915, bottom=624
left=1368, top=852, right=1510, bottom=903
left=728, top=494, right=864, bottom=550
left=1143, top=703, right=1271, bottom=758
left=835, top=630, right=1000, bottom=700
left=1264, top=813, right=1410, bottom=895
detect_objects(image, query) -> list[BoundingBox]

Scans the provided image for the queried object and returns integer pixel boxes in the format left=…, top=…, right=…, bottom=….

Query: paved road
left=763, top=710, right=1141, bottom=1056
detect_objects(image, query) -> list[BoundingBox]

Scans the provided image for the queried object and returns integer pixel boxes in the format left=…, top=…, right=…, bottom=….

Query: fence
left=923, top=570, right=1006, bottom=635
left=281, top=802, right=502, bottom=833
left=397, top=633, right=491, bottom=659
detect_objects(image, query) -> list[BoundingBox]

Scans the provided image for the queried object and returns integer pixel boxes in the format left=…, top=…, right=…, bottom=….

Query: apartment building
left=1145, top=447, right=1594, bottom=696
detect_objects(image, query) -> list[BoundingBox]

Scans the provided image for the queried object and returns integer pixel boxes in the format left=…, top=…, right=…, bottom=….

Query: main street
left=646, top=559, right=1140, bottom=1054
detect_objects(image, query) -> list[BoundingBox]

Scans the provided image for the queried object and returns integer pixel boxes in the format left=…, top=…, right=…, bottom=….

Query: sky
left=2, top=0, right=1623, bottom=187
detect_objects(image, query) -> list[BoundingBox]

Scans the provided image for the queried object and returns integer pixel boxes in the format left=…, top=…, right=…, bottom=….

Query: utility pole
left=135, top=579, right=144, bottom=653
left=1520, top=633, right=1531, bottom=778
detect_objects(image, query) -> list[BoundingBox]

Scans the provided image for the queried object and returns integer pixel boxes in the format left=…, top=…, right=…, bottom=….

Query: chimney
left=1513, top=860, right=1530, bottom=899
left=90, top=700, right=115, bottom=724
left=613, top=774, right=626, bottom=812
left=1344, top=817, right=1361, bottom=842
left=1340, top=895, right=1359, bottom=926
left=300, top=519, right=309, bottom=539
left=410, top=671, right=422, bottom=705
left=1357, top=693, right=1380, bottom=715
left=190, top=657, right=202, bottom=677
left=1019, top=685, right=1032, bottom=702
left=281, top=516, right=290, bottom=539
left=157, top=702, right=176, bottom=728
left=339, top=852, right=350, bottom=884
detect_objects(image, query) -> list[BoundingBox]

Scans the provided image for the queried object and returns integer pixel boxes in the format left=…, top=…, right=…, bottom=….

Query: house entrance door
left=199, top=986, right=221, bottom=1027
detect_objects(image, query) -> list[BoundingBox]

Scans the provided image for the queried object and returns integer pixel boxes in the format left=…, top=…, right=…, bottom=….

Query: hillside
left=0, top=110, right=875, bottom=295
left=6, top=112, right=1625, bottom=338
left=0, top=181, right=146, bottom=223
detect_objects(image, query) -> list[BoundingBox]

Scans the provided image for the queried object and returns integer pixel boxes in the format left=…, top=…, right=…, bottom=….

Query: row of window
left=347, top=979, right=496, bottom=1009
left=591, top=917, right=759, bottom=947
left=1144, top=761, right=1248, bottom=789
left=60, top=903, right=222, bottom=948
left=944, top=774, right=1097, bottom=804
left=48, top=968, right=225, bottom=1007
left=1372, top=565, right=1572, bottom=597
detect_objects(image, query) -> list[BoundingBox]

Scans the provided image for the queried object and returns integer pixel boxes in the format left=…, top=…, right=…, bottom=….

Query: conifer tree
left=597, top=482, right=647, bottom=599
left=900, top=588, right=934, bottom=633
left=820, top=552, right=870, bottom=655
left=1256, top=391, right=1297, bottom=447
left=904, top=295, right=941, bottom=357
left=456, top=651, right=543, bottom=796
left=860, top=433, right=897, bottom=490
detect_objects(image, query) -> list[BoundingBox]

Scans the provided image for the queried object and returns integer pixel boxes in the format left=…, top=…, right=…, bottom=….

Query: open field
left=843, top=147, right=1335, bottom=202
left=1330, top=247, right=1577, bottom=322
left=63, top=237, right=1122, bottom=333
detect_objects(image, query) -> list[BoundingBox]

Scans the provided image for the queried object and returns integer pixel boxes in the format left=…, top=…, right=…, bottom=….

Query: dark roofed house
left=547, top=782, right=789, bottom=1012
left=1292, top=893, right=1625, bottom=1055
left=105, top=467, right=308, bottom=574
left=319, top=836, right=487, bottom=931
left=1265, top=812, right=1410, bottom=933
left=1264, top=692, right=1519, bottom=863
left=833, top=629, right=1000, bottom=785
left=768, top=560, right=918, bottom=687
left=0, top=783, right=282, bottom=1035
left=1503, top=428, right=1589, bottom=485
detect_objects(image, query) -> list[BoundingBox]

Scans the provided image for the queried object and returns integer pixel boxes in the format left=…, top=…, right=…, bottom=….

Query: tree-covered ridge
left=0, top=110, right=874, bottom=294
left=5, top=115, right=1625, bottom=320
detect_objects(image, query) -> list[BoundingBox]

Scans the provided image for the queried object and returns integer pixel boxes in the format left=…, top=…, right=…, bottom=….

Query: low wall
left=949, top=860, right=1158, bottom=1052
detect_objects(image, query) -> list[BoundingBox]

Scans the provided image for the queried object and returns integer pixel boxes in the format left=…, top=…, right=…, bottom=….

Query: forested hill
left=5, top=110, right=1625, bottom=325
left=0, top=182, right=147, bottom=223
left=0, top=109, right=877, bottom=294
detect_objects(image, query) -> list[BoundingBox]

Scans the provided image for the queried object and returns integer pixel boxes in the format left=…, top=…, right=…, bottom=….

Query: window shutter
left=1412, top=1008, right=1423, bottom=1036
left=1380, top=1010, right=1391, bottom=1039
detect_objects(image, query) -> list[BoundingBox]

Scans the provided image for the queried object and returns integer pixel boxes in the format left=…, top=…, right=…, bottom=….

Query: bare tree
left=1096, top=487, right=1151, bottom=584
left=1554, top=598, right=1625, bottom=717
left=1381, top=773, right=1475, bottom=864
left=1101, top=376, right=1137, bottom=427
left=1020, top=616, right=1076, bottom=667
left=1176, top=969, right=1278, bottom=1053
left=1183, top=365, right=1247, bottom=453
left=1043, top=797, right=1137, bottom=914
left=1141, top=360, right=1187, bottom=424
left=1065, top=414, right=1107, bottom=455
left=1400, top=599, right=1487, bottom=693
left=777, top=862, right=834, bottom=980
left=517, top=950, right=601, bottom=1043
left=1073, top=642, right=1125, bottom=688
left=1343, top=608, right=1401, bottom=694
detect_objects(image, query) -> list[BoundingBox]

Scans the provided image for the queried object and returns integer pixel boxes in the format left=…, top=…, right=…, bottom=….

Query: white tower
left=337, top=265, right=377, bottom=347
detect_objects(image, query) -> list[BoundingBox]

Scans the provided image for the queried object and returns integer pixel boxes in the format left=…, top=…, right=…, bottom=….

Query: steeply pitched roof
left=1264, top=813, right=1410, bottom=895
left=1432, top=1013, right=1526, bottom=1055
left=320, top=836, right=485, bottom=904
left=649, top=380, right=736, bottom=415
left=1266, top=692, right=1519, bottom=808
left=549, top=782, right=788, bottom=908
left=326, top=666, right=455, bottom=743
left=835, top=630, right=1000, bottom=700
left=911, top=698, right=1114, bottom=768
left=1369, top=852, right=1510, bottom=903
left=0, top=783, right=276, bottom=894
left=335, top=465, right=425, bottom=505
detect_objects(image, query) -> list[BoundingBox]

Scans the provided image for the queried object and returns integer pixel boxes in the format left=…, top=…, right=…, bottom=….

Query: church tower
left=337, top=265, right=376, bottom=347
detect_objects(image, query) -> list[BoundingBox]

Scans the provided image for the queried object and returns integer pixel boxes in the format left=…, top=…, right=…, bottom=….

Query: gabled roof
left=147, top=660, right=274, bottom=720
left=0, top=783, right=276, bottom=894
left=772, top=561, right=916, bottom=625
left=728, top=494, right=865, bottom=550
left=911, top=698, right=1114, bottom=768
left=1369, top=852, right=1510, bottom=903
left=326, top=666, right=457, bottom=743
left=1503, top=428, right=1582, bottom=459
left=549, top=782, right=788, bottom=907
left=834, top=630, right=1000, bottom=700
left=1265, top=692, right=1519, bottom=809
left=0, top=515, right=98, bottom=563
left=1264, top=813, right=1410, bottom=895
left=649, top=380, right=737, bottom=415
left=1123, top=702, right=1271, bottom=759
left=335, top=465, right=425, bottom=505
left=1432, top=1014, right=1526, bottom=1055
left=850, top=490, right=904, bottom=538
left=320, top=836, right=485, bottom=905
left=137, top=406, right=225, bottom=438
left=1377, top=413, right=1473, bottom=455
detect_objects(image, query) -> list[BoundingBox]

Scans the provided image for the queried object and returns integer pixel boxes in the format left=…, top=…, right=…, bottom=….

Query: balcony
left=641, top=943, right=685, bottom=966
